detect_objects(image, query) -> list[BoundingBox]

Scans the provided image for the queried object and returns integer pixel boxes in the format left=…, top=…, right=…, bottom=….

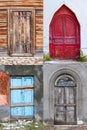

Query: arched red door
left=49, top=5, right=80, bottom=60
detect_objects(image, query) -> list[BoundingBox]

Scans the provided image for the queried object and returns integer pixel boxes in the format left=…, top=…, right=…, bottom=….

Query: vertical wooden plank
left=66, top=87, right=75, bottom=104
left=12, top=12, right=15, bottom=53
left=31, top=9, right=35, bottom=55
left=24, top=89, right=34, bottom=103
left=23, top=11, right=27, bottom=52
left=58, top=87, right=64, bottom=104
left=22, top=76, right=34, bottom=86
left=15, top=12, right=19, bottom=53
left=26, top=11, right=31, bottom=53
left=11, top=106, right=25, bottom=116
left=54, top=106, right=65, bottom=124
left=25, top=106, right=34, bottom=116
left=11, top=77, right=22, bottom=87
left=66, top=107, right=75, bottom=123
left=11, top=90, right=22, bottom=103
left=19, top=11, right=22, bottom=53
left=8, top=9, right=12, bottom=54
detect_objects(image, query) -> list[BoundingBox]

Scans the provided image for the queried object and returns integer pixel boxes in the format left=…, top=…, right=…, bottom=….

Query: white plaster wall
left=44, top=0, right=87, bottom=55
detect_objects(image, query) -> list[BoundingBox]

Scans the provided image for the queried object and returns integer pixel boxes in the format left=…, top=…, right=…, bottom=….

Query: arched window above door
left=55, top=74, right=76, bottom=87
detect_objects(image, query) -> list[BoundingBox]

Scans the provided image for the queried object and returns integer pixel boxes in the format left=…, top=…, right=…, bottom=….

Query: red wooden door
left=49, top=5, right=80, bottom=59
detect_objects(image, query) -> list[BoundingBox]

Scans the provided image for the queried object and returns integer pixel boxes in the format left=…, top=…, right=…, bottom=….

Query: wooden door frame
left=8, top=7, right=35, bottom=56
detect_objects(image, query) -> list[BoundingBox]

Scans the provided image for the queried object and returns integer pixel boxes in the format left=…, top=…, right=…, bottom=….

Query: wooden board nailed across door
left=10, top=76, right=34, bottom=118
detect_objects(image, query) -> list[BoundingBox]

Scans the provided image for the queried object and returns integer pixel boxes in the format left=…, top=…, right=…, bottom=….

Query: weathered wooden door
left=10, top=76, right=34, bottom=118
left=54, top=75, right=76, bottom=125
left=9, top=9, right=35, bottom=56
left=49, top=5, right=80, bottom=59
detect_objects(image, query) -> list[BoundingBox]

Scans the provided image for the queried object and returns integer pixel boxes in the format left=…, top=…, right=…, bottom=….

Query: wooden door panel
left=11, top=106, right=34, bottom=116
left=66, top=107, right=75, bottom=124
left=12, top=11, right=31, bottom=54
left=64, top=44, right=80, bottom=59
left=55, top=87, right=64, bottom=104
left=24, top=89, right=34, bottom=103
left=49, top=5, right=80, bottom=59
left=65, top=16, right=76, bottom=36
left=10, top=76, right=34, bottom=117
left=65, top=87, right=75, bottom=104
left=54, top=75, right=76, bottom=125
left=9, top=9, right=35, bottom=56
left=54, top=107, right=65, bottom=124
left=25, top=106, right=34, bottom=116
left=54, top=38, right=63, bottom=44
left=11, top=107, right=25, bottom=116
left=11, top=90, right=22, bottom=103
left=22, top=76, right=34, bottom=86
left=11, top=77, right=22, bottom=87
left=11, top=76, right=34, bottom=87
left=54, top=45, right=64, bottom=58
left=53, top=16, right=63, bottom=36
left=65, top=38, right=75, bottom=44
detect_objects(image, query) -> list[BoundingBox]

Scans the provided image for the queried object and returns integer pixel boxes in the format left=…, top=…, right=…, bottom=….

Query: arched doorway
left=54, top=74, right=77, bottom=125
left=49, top=5, right=80, bottom=59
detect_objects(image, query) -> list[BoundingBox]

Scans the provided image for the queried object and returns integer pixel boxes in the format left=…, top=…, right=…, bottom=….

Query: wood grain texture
left=0, top=10, right=7, bottom=47
left=0, top=0, right=43, bottom=53
left=36, top=11, right=43, bottom=47
left=0, top=0, right=43, bottom=9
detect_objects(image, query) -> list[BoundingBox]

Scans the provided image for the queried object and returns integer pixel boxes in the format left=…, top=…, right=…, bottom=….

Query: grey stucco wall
left=44, top=61, right=87, bottom=125
left=0, top=65, right=43, bottom=121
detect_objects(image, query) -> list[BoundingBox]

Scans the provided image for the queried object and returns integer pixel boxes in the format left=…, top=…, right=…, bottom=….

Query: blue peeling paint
left=10, top=76, right=34, bottom=117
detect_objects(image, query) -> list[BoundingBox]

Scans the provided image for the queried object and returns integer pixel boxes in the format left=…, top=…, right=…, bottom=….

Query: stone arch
left=49, top=68, right=82, bottom=124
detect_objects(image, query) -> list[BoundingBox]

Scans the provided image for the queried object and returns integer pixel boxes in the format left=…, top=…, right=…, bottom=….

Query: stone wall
left=44, top=61, right=87, bottom=125
left=0, top=57, right=43, bottom=65
left=0, top=65, right=43, bottom=121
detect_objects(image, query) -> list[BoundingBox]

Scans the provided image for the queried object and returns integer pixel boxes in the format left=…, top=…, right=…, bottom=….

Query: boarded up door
left=54, top=75, right=76, bottom=125
left=10, top=76, right=34, bottom=118
left=9, top=9, right=35, bottom=56
left=49, top=5, right=80, bottom=59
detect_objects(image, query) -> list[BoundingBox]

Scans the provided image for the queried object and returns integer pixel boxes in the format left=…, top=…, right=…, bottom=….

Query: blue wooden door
left=10, top=76, right=34, bottom=117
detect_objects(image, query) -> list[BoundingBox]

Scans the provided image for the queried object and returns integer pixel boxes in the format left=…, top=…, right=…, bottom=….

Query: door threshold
left=10, top=53, right=33, bottom=57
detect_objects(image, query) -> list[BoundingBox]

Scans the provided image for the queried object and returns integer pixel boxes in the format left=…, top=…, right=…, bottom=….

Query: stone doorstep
left=0, top=56, right=43, bottom=65
left=54, top=125, right=87, bottom=130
